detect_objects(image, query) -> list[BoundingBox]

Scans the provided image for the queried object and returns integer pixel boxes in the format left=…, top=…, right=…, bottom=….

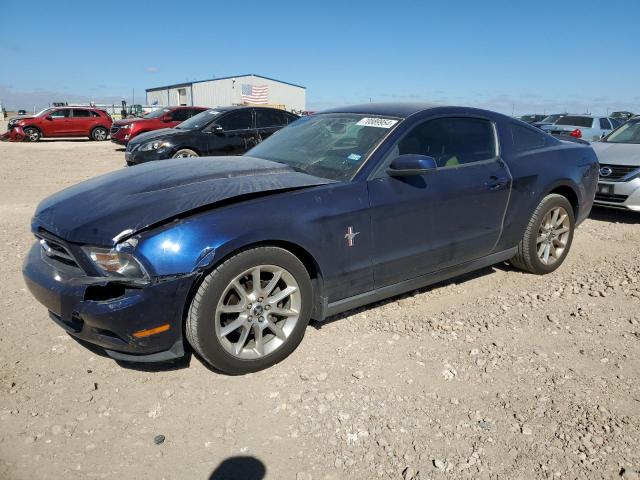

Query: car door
left=205, top=109, right=258, bottom=155
left=70, top=109, right=93, bottom=135
left=44, top=108, right=72, bottom=136
left=367, top=116, right=511, bottom=288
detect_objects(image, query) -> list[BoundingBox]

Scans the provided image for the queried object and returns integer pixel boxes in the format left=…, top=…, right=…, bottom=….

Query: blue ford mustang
left=23, top=103, right=598, bottom=374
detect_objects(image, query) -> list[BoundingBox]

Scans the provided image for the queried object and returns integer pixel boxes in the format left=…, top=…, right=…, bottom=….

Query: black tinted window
left=170, top=109, right=190, bottom=122
left=90, top=111, right=101, bottom=117
left=599, top=118, right=611, bottom=129
left=256, top=110, right=288, bottom=128
left=50, top=109, right=70, bottom=118
left=217, top=110, right=253, bottom=131
left=394, top=117, right=496, bottom=167
left=556, top=116, right=594, bottom=128
left=72, top=109, right=91, bottom=117
left=511, top=123, right=547, bottom=151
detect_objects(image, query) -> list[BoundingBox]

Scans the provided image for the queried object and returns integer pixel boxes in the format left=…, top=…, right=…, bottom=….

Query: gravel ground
left=0, top=131, right=639, bottom=480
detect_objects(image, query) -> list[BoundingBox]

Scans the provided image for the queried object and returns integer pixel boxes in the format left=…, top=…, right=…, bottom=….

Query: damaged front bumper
left=22, top=242, right=195, bottom=362
left=1, top=126, right=26, bottom=142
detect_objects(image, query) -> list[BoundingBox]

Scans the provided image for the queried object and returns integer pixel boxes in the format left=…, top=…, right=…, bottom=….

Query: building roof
left=146, top=74, right=306, bottom=92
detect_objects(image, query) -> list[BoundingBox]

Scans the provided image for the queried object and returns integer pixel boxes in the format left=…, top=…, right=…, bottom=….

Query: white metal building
left=145, top=74, right=306, bottom=112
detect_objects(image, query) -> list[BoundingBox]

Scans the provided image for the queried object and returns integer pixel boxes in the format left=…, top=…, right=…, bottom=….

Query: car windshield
left=604, top=120, right=640, bottom=144
left=247, top=113, right=400, bottom=181
left=175, top=109, right=223, bottom=130
left=35, top=108, right=53, bottom=117
left=143, top=108, right=171, bottom=119
left=519, top=115, right=536, bottom=122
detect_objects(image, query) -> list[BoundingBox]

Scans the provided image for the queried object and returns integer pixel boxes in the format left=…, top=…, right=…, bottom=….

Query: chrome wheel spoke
left=253, top=325, right=264, bottom=355
left=267, top=285, right=297, bottom=306
left=231, top=279, right=250, bottom=302
left=263, top=270, right=283, bottom=297
left=266, top=319, right=287, bottom=340
left=234, top=325, right=251, bottom=355
left=554, top=226, right=569, bottom=236
left=219, top=303, right=246, bottom=314
left=251, top=267, right=261, bottom=296
left=220, top=316, right=247, bottom=337
left=270, top=306, right=298, bottom=317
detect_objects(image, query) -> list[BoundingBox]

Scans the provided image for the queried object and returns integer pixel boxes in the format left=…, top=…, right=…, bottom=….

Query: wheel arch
left=181, top=239, right=326, bottom=337
left=546, top=182, right=580, bottom=219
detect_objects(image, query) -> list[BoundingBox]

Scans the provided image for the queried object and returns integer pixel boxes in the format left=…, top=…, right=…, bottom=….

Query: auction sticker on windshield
left=356, top=117, right=398, bottom=128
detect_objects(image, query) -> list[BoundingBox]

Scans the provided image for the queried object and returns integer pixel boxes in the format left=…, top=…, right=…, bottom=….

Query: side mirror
left=45, top=116, right=53, bottom=121
left=209, top=124, right=224, bottom=133
left=387, top=154, right=437, bottom=176
left=162, top=114, right=172, bottom=122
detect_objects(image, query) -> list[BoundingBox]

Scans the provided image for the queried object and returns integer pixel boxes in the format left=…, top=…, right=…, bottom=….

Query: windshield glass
left=605, top=121, right=640, bottom=144
left=143, top=108, right=171, bottom=119
left=34, top=108, right=53, bottom=117
left=175, top=109, right=222, bottom=130
left=248, top=113, right=400, bottom=181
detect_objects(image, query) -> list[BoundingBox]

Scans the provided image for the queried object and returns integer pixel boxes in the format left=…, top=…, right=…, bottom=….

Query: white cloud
left=144, top=66, right=159, bottom=73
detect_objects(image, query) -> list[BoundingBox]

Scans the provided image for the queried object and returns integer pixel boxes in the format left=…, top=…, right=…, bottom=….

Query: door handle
left=485, top=176, right=508, bottom=190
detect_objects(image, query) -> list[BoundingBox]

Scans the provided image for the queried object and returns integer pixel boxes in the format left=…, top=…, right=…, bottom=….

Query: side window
left=90, top=111, right=101, bottom=117
left=511, top=123, right=547, bottom=151
left=72, top=109, right=91, bottom=118
left=170, top=109, right=190, bottom=122
left=217, top=110, right=253, bottom=131
left=256, top=110, right=287, bottom=128
left=388, top=117, right=496, bottom=169
left=599, top=118, right=611, bottom=129
left=50, top=109, right=70, bottom=118
left=187, top=109, right=202, bottom=118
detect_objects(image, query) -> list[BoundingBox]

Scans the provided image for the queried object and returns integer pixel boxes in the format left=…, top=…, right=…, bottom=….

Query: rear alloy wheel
left=91, top=127, right=108, bottom=141
left=172, top=148, right=199, bottom=158
left=23, top=127, right=41, bottom=142
left=510, top=194, right=575, bottom=274
left=186, top=247, right=312, bottom=374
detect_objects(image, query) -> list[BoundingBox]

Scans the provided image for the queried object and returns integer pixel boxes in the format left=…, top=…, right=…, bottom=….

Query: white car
left=542, top=115, right=618, bottom=141
left=591, top=117, right=640, bottom=211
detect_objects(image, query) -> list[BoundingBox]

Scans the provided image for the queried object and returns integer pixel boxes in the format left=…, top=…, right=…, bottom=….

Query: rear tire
left=23, top=127, right=41, bottom=142
left=172, top=148, right=199, bottom=158
left=91, top=127, right=108, bottom=141
left=510, top=194, right=575, bottom=274
left=186, top=247, right=312, bottom=374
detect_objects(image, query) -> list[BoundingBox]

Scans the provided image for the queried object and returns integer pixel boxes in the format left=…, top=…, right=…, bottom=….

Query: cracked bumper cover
left=22, top=242, right=195, bottom=362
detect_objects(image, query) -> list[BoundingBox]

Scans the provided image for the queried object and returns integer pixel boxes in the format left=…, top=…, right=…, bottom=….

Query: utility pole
left=132, top=88, right=135, bottom=105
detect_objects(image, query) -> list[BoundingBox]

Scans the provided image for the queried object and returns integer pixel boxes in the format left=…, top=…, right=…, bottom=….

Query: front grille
left=594, top=193, right=628, bottom=203
left=36, top=230, right=81, bottom=269
left=110, top=126, right=121, bottom=135
left=598, top=163, right=639, bottom=182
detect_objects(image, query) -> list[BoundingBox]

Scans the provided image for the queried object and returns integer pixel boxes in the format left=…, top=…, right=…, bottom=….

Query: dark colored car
left=517, top=114, right=546, bottom=124
left=110, top=106, right=208, bottom=145
left=23, top=103, right=598, bottom=374
left=18, top=109, right=27, bottom=115
left=125, top=106, right=298, bottom=165
left=2, top=107, right=112, bottom=142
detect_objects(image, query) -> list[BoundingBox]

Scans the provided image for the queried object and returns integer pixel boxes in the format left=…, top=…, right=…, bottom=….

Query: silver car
left=542, top=115, right=617, bottom=141
left=591, top=117, right=640, bottom=211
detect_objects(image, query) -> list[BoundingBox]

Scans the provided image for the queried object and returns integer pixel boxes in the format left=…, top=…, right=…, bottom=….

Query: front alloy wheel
left=186, top=246, right=312, bottom=374
left=91, top=127, right=108, bottom=141
left=172, top=148, right=199, bottom=158
left=23, top=127, right=41, bottom=142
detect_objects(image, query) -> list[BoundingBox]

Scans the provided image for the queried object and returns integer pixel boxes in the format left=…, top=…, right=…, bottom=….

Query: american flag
left=241, top=84, right=269, bottom=104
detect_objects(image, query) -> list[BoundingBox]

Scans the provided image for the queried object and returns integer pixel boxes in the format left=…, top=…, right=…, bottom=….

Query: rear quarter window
left=511, top=123, right=548, bottom=151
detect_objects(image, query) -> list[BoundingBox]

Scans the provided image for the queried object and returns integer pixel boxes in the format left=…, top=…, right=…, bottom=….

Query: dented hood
left=33, top=156, right=333, bottom=246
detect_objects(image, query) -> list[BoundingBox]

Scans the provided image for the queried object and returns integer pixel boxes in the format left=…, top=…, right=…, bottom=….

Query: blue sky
left=1, top=0, right=638, bottom=115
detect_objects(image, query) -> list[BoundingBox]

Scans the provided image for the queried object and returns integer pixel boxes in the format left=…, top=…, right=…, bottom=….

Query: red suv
left=110, top=106, right=208, bottom=145
left=1, top=107, right=113, bottom=142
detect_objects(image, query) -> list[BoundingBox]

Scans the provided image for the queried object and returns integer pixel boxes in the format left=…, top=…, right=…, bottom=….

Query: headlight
left=121, top=124, right=131, bottom=129
left=140, top=140, right=171, bottom=151
left=82, top=246, right=149, bottom=279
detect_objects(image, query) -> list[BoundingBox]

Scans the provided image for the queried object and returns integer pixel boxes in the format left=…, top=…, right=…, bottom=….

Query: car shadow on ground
left=38, top=139, right=93, bottom=143
left=209, top=456, right=266, bottom=480
left=589, top=206, right=640, bottom=224
left=313, top=265, right=500, bottom=329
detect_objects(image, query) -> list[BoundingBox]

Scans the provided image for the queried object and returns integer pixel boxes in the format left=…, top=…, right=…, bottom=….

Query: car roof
left=321, top=102, right=442, bottom=118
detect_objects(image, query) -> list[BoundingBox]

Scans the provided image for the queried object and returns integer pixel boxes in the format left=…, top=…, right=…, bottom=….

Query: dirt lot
left=0, top=130, right=639, bottom=480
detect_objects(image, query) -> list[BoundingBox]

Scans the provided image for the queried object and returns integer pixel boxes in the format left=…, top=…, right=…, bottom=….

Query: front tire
left=172, top=148, right=199, bottom=158
left=91, top=127, right=108, bottom=141
left=23, top=127, right=41, bottom=142
left=510, top=194, right=575, bottom=274
left=186, top=247, right=312, bottom=374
